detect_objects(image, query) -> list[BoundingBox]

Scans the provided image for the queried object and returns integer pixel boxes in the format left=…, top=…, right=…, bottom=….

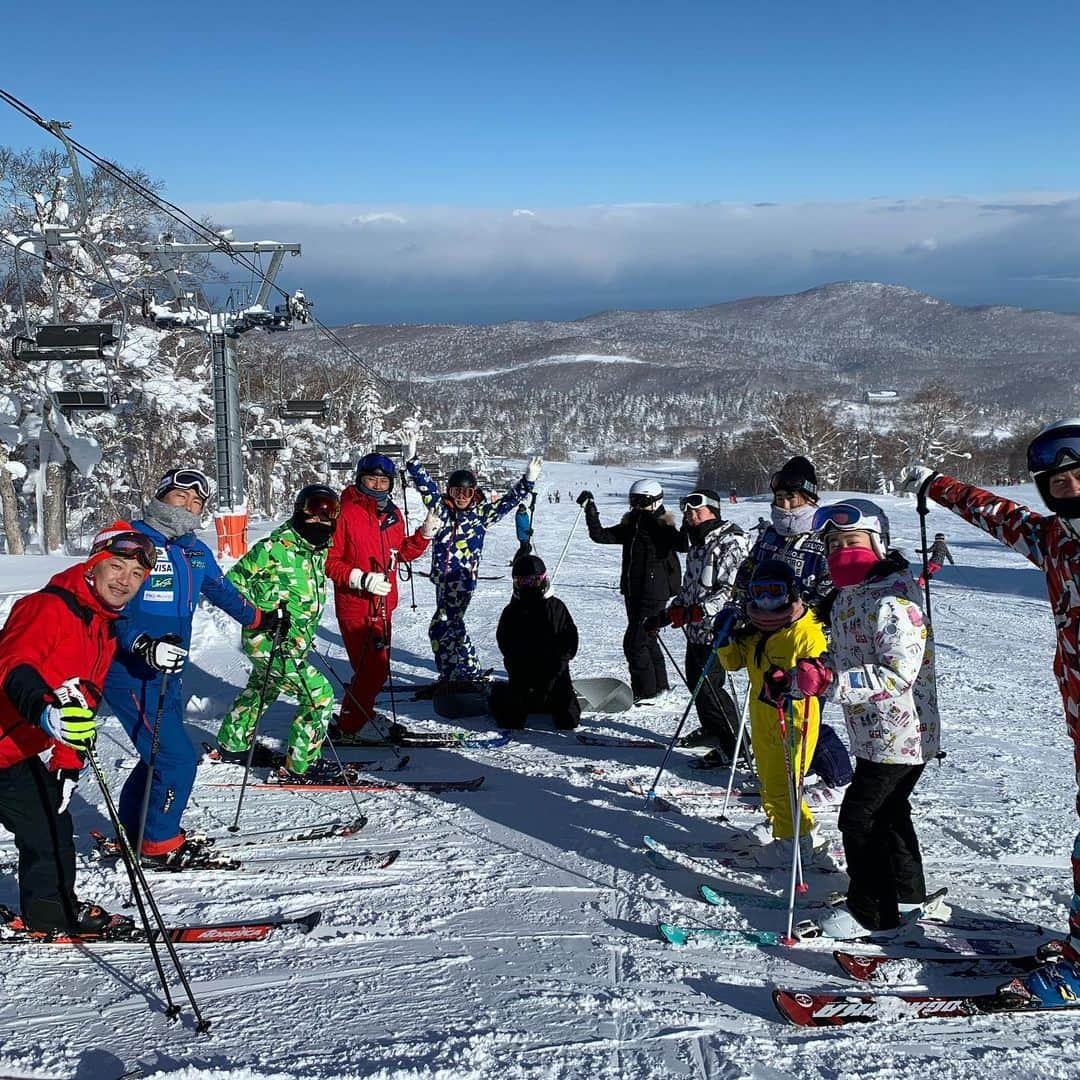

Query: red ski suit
left=325, top=487, right=429, bottom=731
left=927, top=475, right=1080, bottom=959
left=0, top=563, right=120, bottom=772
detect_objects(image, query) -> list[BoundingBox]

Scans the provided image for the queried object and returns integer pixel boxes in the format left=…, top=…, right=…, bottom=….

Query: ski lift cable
left=0, top=87, right=395, bottom=394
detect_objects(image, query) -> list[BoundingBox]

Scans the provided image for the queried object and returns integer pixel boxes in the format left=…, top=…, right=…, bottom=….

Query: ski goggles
left=90, top=530, right=157, bottom=571
left=357, top=453, right=396, bottom=480
left=298, top=492, right=341, bottom=521
left=513, top=572, right=548, bottom=590
left=1027, top=425, right=1080, bottom=475
left=680, top=492, right=720, bottom=512
left=448, top=485, right=477, bottom=499
left=748, top=578, right=791, bottom=611
left=155, top=468, right=212, bottom=503
left=812, top=500, right=881, bottom=534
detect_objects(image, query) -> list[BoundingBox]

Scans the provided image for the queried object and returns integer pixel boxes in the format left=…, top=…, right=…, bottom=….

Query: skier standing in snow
left=716, top=560, right=828, bottom=866
left=325, top=453, right=437, bottom=741
left=793, top=498, right=940, bottom=938
left=491, top=554, right=580, bottom=730
left=104, top=469, right=284, bottom=868
left=915, top=531, right=954, bottom=586
left=514, top=502, right=533, bottom=559
left=217, top=485, right=343, bottom=775
left=644, top=488, right=749, bottom=763
left=902, top=421, right=1080, bottom=998
left=578, top=480, right=682, bottom=703
left=0, top=524, right=156, bottom=933
left=405, top=436, right=541, bottom=689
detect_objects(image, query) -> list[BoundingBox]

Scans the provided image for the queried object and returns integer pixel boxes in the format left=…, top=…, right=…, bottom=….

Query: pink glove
left=795, top=657, right=833, bottom=698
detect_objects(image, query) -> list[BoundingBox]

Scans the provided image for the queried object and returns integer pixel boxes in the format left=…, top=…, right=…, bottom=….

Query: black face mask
left=291, top=516, right=335, bottom=548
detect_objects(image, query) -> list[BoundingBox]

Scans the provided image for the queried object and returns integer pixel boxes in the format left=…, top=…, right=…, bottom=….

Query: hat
left=770, top=456, right=818, bottom=501
left=87, top=522, right=157, bottom=571
left=512, top=554, right=546, bottom=578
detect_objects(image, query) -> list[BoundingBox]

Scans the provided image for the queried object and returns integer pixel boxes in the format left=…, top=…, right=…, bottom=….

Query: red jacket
left=0, top=564, right=122, bottom=771
left=326, top=487, right=430, bottom=625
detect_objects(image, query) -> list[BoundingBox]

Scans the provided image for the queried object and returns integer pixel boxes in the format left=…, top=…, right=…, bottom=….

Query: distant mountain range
left=269, top=281, right=1078, bottom=456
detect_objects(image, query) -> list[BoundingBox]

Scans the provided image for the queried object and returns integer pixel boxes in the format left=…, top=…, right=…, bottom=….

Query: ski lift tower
left=135, top=238, right=305, bottom=556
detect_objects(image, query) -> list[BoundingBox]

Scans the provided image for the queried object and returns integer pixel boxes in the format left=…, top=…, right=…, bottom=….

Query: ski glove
left=40, top=682, right=98, bottom=751
left=257, top=603, right=292, bottom=640
left=525, top=456, right=543, bottom=483
left=420, top=509, right=442, bottom=539
left=403, top=432, right=418, bottom=462
left=760, top=665, right=793, bottom=707
left=350, top=569, right=392, bottom=597
left=643, top=610, right=672, bottom=636
left=795, top=657, right=833, bottom=698
left=899, top=463, right=938, bottom=495
left=669, top=604, right=704, bottom=628
left=132, top=633, right=187, bottom=674
left=712, top=605, right=739, bottom=647
left=57, top=768, right=80, bottom=815
left=576, top=490, right=594, bottom=507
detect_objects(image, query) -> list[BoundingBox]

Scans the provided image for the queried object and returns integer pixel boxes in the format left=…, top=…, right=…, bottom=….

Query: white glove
left=349, top=568, right=393, bottom=596
left=899, top=464, right=936, bottom=495
left=525, top=456, right=543, bottom=483
left=403, top=433, right=418, bottom=462
left=57, top=768, right=80, bottom=815
left=132, top=633, right=188, bottom=674
left=420, top=509, right=441, bottom=540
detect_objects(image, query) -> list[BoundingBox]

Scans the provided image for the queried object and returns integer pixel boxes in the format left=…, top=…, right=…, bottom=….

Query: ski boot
left=141, top=833, right=238, bottom=872
left=209, top=740, right=285, bottom=768
left=689, top=747, right=731, bottom=770
left=997, top=959, right=1080, bottom=1009
left=678, top=726, right=717, bottom=749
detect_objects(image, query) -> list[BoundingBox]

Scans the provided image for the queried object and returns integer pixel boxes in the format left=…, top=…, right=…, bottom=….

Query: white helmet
left=629, top=478, right=663, bottom=508
left=812, top=498, right=890, bottom=558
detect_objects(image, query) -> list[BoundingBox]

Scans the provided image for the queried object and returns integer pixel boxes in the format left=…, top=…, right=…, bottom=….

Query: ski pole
left=641, top=639, right=723, bottom=808
left=399, top=470, right=418, bottom=611
left=916, top=480, right=933, bottom=628
left=85, top=747, right=211, bottom=1033
left=783, top=696, right=814, bottom=944
left=135, top=669, right=170, bottom=860
left=228, top=616, right=286, bottom=833
left=774, top=695, right=805, bottom=896
left=549, top=505, right=585, bottom=588
left=717, top=675, right=753, bottom=823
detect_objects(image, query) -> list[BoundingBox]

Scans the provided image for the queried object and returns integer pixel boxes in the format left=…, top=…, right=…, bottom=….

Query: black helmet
left=448, top=468, right=477, bottom=489
left=291, top=484, right=340, bottom=548
left=512, top=553, right=546, bottom=579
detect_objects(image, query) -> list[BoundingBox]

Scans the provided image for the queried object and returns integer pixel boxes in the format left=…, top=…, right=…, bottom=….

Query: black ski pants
left=839, top=759, right=927, bottom=931
left=490, top=669, right=581, bottom=730
left=624, top=599, right=669, bottom=701
left=684, top=641, right=742, bottom=760
left=0, top=757, right=78, bottom=931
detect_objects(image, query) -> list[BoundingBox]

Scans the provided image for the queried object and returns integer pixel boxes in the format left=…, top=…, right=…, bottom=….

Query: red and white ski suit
left=325, top=487, right=429, bottom=732
left=927, top=474, right=1080, bottom=959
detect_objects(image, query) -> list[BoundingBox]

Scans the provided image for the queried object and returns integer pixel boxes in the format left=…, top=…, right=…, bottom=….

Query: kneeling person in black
left=491, top=555, right=581, bottom=730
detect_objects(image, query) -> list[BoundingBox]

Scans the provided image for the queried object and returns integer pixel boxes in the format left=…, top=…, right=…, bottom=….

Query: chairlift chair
left=249, top=438, right=286, bottom=452
left=375, top=443, right=403, bottom=458
left=329, top=460, right=355, bottom=472
left=52, top=390, right=113, bottom=415
left=12, top=322, right=117, bottom=363
left=279, top=399, right=331, bottom=421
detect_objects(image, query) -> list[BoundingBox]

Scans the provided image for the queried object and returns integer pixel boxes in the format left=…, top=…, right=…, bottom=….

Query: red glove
left=760, top=665, right=792, bottom=706
left=795, top=657, right=833, bottom=698
left=668, top=605, right=687, bottom=628
left=926, top=561, right=942, bottom=577
left=686, top=604, right=704, bottom=624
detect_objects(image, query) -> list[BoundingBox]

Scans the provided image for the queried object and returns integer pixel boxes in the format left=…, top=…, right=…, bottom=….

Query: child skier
left=405, top=434, right=541, bottom=688
left=794, top=498, right=941, bottom=939
left=902, top=419, right=1080, bottom=1002
left=645, top=488, right=749, bottom=764
left=0, top=524, right=156, bottom=934
left=915, top=532, right=954, bottom=586
left=491, top=554, right=580, bottom=730
left=217, top=485, right=344, bottom=778
left=715, top=560, right=828, bottom=867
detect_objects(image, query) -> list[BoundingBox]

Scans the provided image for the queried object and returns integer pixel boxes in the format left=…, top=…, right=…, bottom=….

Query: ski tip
left=772, top=989, right=802, bottom=1025
left=383, top=849, right=402, bottom=868
left=299, top=910, right=323, bottom=933
left=343, top=815, right=369, bottom=836
left=833, top=951, right=876, bottom=981
left=658, top=922, right=690, bottom=946
left=699, top=884, right=721, bottom=906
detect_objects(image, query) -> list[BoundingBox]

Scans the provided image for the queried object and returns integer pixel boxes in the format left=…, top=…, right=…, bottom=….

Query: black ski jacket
left=584, top=503, right=682, bottom=605
left=497, top=591, right=579, bottom=683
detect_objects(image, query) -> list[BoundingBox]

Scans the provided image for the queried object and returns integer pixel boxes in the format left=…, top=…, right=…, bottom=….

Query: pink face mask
left=827, top=545, right=879, bottom=587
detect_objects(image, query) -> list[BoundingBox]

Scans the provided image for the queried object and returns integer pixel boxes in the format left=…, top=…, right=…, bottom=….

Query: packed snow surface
left=0, top=461, right=1075, bottom=1079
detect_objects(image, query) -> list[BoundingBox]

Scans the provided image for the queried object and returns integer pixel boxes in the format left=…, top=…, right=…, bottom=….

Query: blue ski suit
left=103, top=521, right=259, bottom=853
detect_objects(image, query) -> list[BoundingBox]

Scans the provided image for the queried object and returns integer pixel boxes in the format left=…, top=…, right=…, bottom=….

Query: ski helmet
left=1027, top=418, right=1080, bottom=516
left=629, top=478, right=663, bottom=508
left=748, top=559, right=798, bottom=612
left=291, top=484, right=340, bottom=548
left=356, top=452, right=396, bottom=484
left=812, top=498, right=890, bottom=558
left=154, top=467, right=212, bottom=505
left=770, top=456, right=818, bottom=502
left=448, top=468, right=477, bottom=490
left=512, top=553, right=548, bottom=595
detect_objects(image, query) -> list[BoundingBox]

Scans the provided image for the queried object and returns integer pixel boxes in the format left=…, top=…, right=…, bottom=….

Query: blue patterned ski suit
left=104, top=522, right=259, bottom=854
left=407, top=460, right=532, bottom=680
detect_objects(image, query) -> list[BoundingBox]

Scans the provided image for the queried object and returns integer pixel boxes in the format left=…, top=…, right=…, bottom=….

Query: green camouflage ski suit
left=217, top=522, right=333, bottom=772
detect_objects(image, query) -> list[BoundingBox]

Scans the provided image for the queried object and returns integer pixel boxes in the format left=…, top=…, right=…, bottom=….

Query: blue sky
left=4, top=1, right=1080, bottom=323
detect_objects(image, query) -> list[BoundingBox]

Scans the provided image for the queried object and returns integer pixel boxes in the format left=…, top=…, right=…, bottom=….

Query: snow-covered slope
left=0, top=460, right=1074, bottom=1080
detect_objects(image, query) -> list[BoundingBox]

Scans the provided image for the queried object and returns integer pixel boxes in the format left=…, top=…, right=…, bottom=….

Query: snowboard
left=573, top=677, right=634, bottom=714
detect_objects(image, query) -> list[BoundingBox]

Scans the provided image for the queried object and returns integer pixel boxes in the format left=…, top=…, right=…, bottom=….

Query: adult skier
left=644, top=488, right=749, bottom=763
left=578, top=480, right=682, bottom=703
left=901, top=419, right=1080, bottom=1001
left=915, top=531, right=955, bottom=586
left=405, top=435, right=541, bottom=688
left=105, top=469, right=285, bottom=868
left=514, top=502, right=533, bottom=559
left=0, top=524, right=155, bottom=933
left=217, top=485, right=343, bottom=775
left=325, top=453, right=437, bottom=742
left=491, top=554, right=580, bottom=730
left=793, top=499, right=941, bottom=938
